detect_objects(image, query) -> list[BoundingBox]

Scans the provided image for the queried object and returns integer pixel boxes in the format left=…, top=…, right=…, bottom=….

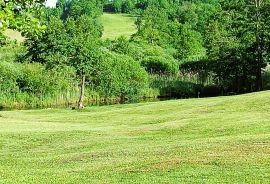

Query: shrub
left=0, top=61, right=21, bottom=94
left=17, top=63, right=76, bottom=96
left=141, top=56, right=178, bottom=74
left=0, top=59, right=78, bottom=108
left=150, top=74, right=201, bottom=98
left=93, top=52, right=149, bottom=100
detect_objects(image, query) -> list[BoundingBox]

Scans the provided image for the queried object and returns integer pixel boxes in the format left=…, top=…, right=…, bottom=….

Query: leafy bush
left=108, top=38, right=178, bottom=74
left=150, top=74, right=200, bottom=98
left=17, top=64, right=76, bottom=96
left=0, top=59, right=78, bottom=108
left=0, top=61, right=21, bottom=94
left=0, top=32, right=8, bottom=46
left=93, top=52, right=149, bottom=100
left=141, top=56, right=178, bottom=74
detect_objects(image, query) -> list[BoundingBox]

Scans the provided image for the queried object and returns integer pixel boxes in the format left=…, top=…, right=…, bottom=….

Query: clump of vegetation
left=2, top=0, right=270, bottom=109
left=0, top=52, right=78, bottom=108
left=93, top=52, right=148, bottom=100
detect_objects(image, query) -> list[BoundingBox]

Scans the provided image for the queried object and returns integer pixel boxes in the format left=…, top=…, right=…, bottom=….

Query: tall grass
left=0, top=44, right=81, bottom=109
left=149, top=72, right=217, bottom=98
left=0, top=44, right=153, bottom=109
left=0, top=89, right=80, bottom=109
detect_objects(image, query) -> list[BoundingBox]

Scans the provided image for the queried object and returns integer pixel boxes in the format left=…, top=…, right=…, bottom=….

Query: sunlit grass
left=3, top=14, right=136, bottom=41
left=101, top=13, right=137, bottom=39
left=0, top=91, right=270, bottom=183
left=3, top=29, right=25, bottom=43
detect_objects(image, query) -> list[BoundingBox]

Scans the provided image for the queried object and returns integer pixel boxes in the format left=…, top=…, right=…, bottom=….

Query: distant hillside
left=3, top=14, right=136, bottom=41
left=101, top=13, right=137, bottom=39
left=3, top=29, right=25, bottom=42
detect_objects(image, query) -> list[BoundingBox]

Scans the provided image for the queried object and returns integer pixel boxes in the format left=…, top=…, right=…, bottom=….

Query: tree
left=108, top=0, right=122, bottom=13
left=121, top=0, right=135, bottom=13
left=205, top=0, right=270, bottom=92
left=132, top=6, right=171, bottom=46
left=25, top=15, right=102, bottom=108
left=48, top=0, right=103, bottom=21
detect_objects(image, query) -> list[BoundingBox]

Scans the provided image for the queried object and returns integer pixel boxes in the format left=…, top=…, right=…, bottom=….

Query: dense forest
left=1, top=0, right=270, bottom=108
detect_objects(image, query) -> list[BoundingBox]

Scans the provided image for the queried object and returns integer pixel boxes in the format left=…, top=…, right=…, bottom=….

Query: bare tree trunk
left=255, top=0, right=263, bottom=91
left=78, top=74, right=86, bottom=109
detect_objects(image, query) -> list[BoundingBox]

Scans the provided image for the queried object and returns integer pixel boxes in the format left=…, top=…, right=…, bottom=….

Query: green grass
left=3, top=14, right=136, bottom=41
left=101, top=13, right=137, bottom=39
left=0, top=91, right=270, bottom=183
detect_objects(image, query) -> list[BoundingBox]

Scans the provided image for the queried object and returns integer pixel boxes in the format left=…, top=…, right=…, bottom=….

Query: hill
left=0, top=91, right=269, bottom=183
left=101, top=13, right=137, bottom=39
left=3, top=14, right=137, bottom=41
left=3, top=29, right=25, bottom=42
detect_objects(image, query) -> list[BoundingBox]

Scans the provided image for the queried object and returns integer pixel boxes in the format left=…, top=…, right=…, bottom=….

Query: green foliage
left=93, top=52, right=148, bottom=100
left=51, top=0, right=103, bottom=20
left=121, top=0, right=135, bottom=13
left=150, top=74, right=201, bottom=98
left=0, top=61, right=20, bottom=94
left=0, top=59, right=78, bottom=108
left=0, top=32, right=7, bottom=45
left=103, top=0, right=136, bottom=13
left=25, top=15, right=102, bottom=76
left=107, top=36, right=145, bottom=61
left=4, top=0, right=270, bottom=108
left=141, top=56, right=178, bottom=74
left=108, top=37, right=178, bottom=74
left=132, top=6, right=171, bottom=46
left=203, top=0, right=270, bottom=92
left=112, top=0, right=122, bottom=13
left=132, top=4, right=206, bottom=61
left=174, top=24, right=206, bottom=61
left=0, top=0, right=46, bottom=38
left=17, top=64, right=76, bottom=96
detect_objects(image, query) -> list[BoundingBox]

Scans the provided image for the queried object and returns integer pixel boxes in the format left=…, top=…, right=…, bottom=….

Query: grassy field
left=3, top=29, right=25, bottom=42
left=0, top=91, right=270, bottom=183
left=4, top=14, right=136, bottom=41
left=101, top=13, right=137, bottom=39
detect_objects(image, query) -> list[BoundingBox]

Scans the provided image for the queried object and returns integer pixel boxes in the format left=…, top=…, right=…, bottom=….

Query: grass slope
left=3, top=14, right=136, bottom=41
left=3, top=29, right=25, bottom=43
left=0, top=92, right=270, bottom=183
left=101, top=13, right=137, bottom=39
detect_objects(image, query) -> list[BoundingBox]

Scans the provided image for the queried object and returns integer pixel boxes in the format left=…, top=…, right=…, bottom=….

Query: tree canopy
left=0, top=0, right=46, bottom=38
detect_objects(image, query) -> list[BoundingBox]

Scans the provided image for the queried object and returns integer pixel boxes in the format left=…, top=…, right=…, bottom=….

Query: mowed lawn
left=101, top=13, right=137, bottom=39
left=0, top=92, right=270, bottom=183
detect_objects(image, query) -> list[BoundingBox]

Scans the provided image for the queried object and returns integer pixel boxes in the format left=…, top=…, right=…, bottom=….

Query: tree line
left=1, top=0, right=270, bottom=108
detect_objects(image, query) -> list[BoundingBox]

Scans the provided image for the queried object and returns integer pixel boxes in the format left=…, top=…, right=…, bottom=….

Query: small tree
left=25, top=15, right=102, bottom=108
left=66, top=16, right=101, bottom=108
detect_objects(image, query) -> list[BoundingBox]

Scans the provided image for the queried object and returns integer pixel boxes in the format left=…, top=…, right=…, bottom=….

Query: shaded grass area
left=101, top=13, right=137, bottom=39
left=0, top=91, right=270, bottom=183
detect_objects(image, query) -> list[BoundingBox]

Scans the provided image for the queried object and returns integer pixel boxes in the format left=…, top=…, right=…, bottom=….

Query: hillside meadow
left=4, top=13, right=136, bottom=41
left=101, top=13, right=137, bottom=39
left=0, top=91, right=269, bottom=183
